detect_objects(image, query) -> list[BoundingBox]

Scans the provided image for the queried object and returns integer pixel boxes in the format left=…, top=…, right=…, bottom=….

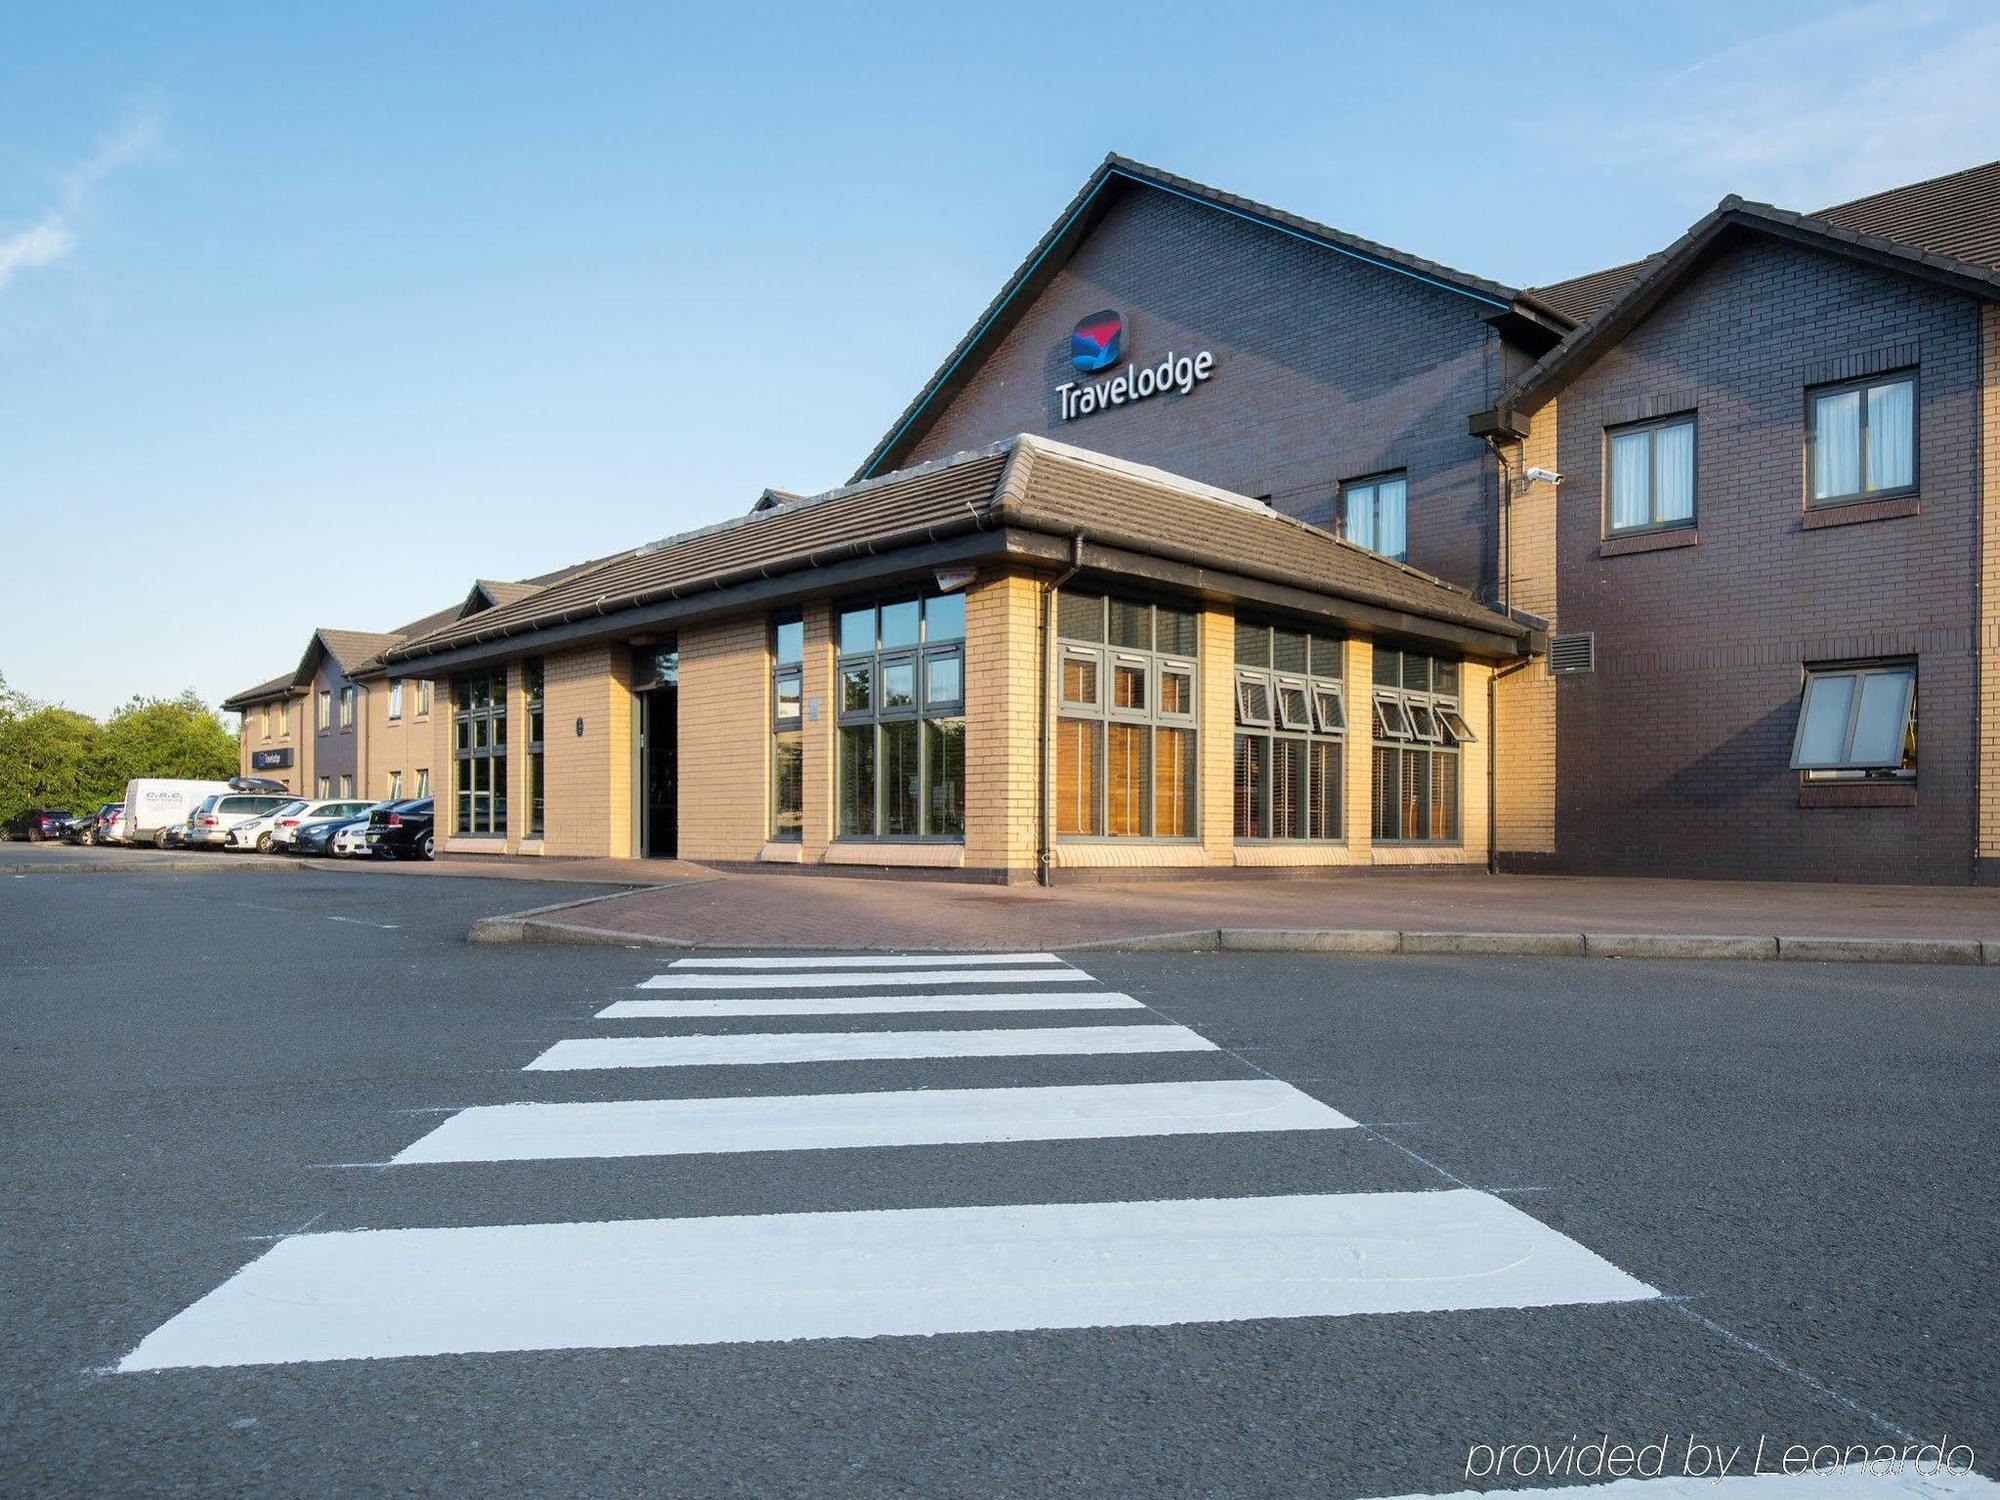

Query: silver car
left=184, top=793, right=298, bottom=849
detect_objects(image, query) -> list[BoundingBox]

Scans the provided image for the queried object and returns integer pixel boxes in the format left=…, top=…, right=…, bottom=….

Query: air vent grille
left=1549, top=632, right=1595, bottom=675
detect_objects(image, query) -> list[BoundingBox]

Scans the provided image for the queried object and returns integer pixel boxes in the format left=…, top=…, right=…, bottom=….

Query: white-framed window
left=1607, top=415, right=1695, bottom=534
left=388, top=770, right=404, bottom=799
left=1056, top=591, right=1199, bottom=839
left=277, top=700, right=290, bottom=736
left=1790, top=661, right=1916, bottom=780
left=415, top=768, right=430, bottom=797
left=1234, top=621, right=1345, bottom=841
left=260, top=705, right=271, bottom=740
left=317, top=691, right=331, bottom=731
left=416, top=679, right=433, bottom=717
left=1810, top=374, right=1915, bottom=506
left=316, top=776, right=331, bottom=798
left=388, top=681, right=403, bottom=720
left=836, top=591, right=966, bottom=839
left=339, top=774, right=353, bottom=798
left=1340, top=473, right=1408, bottom=562
left=1371, top=649, right=1471, bottom=843
left=339, top=686, right=355, bottom=730
left=771, top=614, right=804, bottom=841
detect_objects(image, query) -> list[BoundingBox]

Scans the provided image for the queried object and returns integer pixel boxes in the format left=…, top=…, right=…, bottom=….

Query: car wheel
left=26, top=829, right=41, bottom=844
left=153, top=829, right=169, bottom=849
left=80, top=830, right=95, bottom=846
left=419, top=831, right=435, bottom=861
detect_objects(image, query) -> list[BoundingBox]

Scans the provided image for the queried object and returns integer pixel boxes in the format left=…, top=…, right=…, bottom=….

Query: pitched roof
left=388, top=435, right=1525, bottom=667
left=851, top=154, right=1529, bottom=484
left=315, top=629, right=406, bottom=677
left=220, top=671, right=303, bottom=711
left=1493, top=178, right=2000, bottom=420
left=1518, top=158, right=2000, bottom=335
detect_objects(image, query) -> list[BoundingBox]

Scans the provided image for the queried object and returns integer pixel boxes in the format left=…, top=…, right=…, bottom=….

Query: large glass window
left=317, top=691, right=331, bottom=731
left=1370, top=648, right=1471, bottom=842
left=339, top=686, right=355, bottom=730
left=1056, top=591, right=1198, bottom=838
left=771, top=613, right=804, bottom=841
left=1810, top=374, right=1915, bottom=506
left=525, top=657, right=545, bottom=837
left=1340, top=473, right=1408, bottom=562
left=836, top=591, right=965, bottom=838
left=1790, top=661, right=1916, bottom=781
left=1234, top=621, right=1346, bottom=840
left=1606, top=415, right=1696, bottom=534
left=452, top=668, right=508, bottom=836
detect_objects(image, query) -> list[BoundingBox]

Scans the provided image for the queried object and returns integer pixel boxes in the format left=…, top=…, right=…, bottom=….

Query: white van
left=122, top=779, right=235, bottom=847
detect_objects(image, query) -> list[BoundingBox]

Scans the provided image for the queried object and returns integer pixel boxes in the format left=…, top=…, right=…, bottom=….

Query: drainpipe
left=1486, top=654, right=1535, bottom=874
left=1486, top=434, right=1514, bottom=618
left=1038, top=533, right=1086, bottom=887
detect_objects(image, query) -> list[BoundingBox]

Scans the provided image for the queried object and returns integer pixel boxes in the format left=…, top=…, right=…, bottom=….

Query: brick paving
left=500, top=868, right=2000, bottom=950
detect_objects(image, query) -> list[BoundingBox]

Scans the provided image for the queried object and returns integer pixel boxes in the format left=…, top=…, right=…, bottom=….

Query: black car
left=3, top=808, right=73, bottom=842
left=367, top=797, right=435, bottom=860
left=62, top=804, right=121, bottom=846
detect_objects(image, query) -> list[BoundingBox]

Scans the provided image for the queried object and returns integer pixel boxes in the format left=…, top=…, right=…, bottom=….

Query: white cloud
left=0, top=115, right=160, bottom=294
left=1533, top=2, right=2000, bottom=214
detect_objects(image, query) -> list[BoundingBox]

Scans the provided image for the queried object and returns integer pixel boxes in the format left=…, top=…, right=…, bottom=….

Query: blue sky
left=6, top=1, right=1998, bottom=716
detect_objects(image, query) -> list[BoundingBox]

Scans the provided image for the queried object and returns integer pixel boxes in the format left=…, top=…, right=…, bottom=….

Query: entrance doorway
left=633, top=645, right=679, bottom=859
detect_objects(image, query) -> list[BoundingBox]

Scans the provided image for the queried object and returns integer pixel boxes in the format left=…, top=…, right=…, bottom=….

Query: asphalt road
left=2, top=867, right=1993, bottom=1498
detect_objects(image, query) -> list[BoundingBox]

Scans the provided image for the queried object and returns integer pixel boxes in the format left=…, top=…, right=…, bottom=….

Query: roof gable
left=1493, top=193, right=2000, bottom=421
left=852, top=154, right=1526, bottom=484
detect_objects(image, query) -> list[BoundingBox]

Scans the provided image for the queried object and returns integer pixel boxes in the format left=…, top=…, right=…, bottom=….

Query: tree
left=0, top=698, right=102, bottom=820
left=97, top=692, right=239, bottom=789
left=0, top=677, right=240, bottom=825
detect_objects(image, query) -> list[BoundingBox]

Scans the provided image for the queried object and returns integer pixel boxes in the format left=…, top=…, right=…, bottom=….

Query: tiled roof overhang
left=382, top=437, right=1533, bottom=678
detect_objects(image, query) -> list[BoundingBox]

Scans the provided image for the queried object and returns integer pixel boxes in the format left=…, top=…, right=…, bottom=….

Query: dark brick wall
left=1544, top=236, right=1982, bottom=883
left=311, top=661, right=360, bottom=789
left=901, top=186, right=1509, bottom=602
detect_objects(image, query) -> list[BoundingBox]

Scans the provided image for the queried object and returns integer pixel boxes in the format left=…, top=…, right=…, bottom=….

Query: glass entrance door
left=641, top=686, right=678, bottom=859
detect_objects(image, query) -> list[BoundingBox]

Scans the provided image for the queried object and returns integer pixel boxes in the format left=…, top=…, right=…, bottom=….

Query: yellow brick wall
left=237, top=697, right=306, bottom=794
left=360, top=678, right=438, bottom=802
left=677, top=615, right=770, bottom=863
left=1495, top=399, right=1559, bottom=856
left=965, top=570, right=1043, bottom=877
left=541, top=645, right=635, bottom=858
left=1344, top=636, right=1375, bottom=854
left=1981, top=307, right=2000, bottom=868
left=1197, top=604, right=1234, bottom=865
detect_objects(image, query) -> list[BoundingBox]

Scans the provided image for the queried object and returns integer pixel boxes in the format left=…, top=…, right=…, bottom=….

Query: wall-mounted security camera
left=1523, top=467, right=1565, bottom=486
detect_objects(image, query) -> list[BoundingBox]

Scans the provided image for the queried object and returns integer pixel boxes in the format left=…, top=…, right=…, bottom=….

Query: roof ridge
left=1815, top=158, right=2000, bottom=216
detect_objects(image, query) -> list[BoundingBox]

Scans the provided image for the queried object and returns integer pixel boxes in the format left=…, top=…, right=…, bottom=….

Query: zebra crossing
left=117, top=951, right=1657, bottom=1373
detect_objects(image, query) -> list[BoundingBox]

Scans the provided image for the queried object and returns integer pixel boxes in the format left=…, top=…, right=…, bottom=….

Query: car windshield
left=276, top=801, right=308, bottom=816
left=194, top=797, right=219, bottom=815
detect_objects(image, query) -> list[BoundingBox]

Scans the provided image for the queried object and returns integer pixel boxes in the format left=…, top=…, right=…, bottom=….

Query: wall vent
left=1549, top=632, right=1595, bottom=675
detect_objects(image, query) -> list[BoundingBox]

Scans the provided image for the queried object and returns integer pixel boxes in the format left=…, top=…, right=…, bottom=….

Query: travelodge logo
left=1070, top=310, right=1124, bottom=373
left=1056, top=308, right=1217, bottom=422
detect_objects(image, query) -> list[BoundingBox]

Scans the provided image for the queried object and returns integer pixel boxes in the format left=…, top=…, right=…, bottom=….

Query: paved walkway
left=489, top=868, right=2000, bottom=950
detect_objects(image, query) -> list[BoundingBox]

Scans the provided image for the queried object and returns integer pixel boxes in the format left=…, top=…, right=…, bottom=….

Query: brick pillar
left=964, top=569, right=1041, bottom=881
left=1495, top=400, right=1559, bottom=861
left=1345, top=636, right=1374, bottom=854
left=1198, top=604, right=1234, bottom=866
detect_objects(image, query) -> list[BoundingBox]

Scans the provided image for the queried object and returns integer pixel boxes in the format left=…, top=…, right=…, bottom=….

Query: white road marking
left=666, top=953, right=1068, bottom=970
left=523, top=1024, right=1216, bottom=1071
left=638, top=968, right=1085, bottom=990
left=598, top=990, right=1144, bottom=1019
left=116, top=1189, right=1655, bottom=1370
left=391, top=1080, right=1356, bottom=1163
left=326, top=915, right=399, bottom=930
left=1366, top=1473, right=2000, bottom=1500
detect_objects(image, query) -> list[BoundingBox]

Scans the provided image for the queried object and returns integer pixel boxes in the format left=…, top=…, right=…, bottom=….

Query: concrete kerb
left=464, top=905, right=2000, bottom=966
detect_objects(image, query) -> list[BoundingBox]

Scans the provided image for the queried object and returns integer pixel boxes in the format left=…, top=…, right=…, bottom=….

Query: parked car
left=293, top=805, right=384, bottom=857
left=3, top=808, right=74, bottom=842
left=62, top=804, right=122, bottom=845
left=162, top=819, right=190, bottom=850
left=122, top=778, right=235, bottom=848
left=330, top=818, right=376, bottom=858
left=261, top=799, right=375, bottom=853
left=99, top=805, right=131, bottom=845
left=184, top=792, right=297, bottom=849
left=367, top=797, right=435, bottom=861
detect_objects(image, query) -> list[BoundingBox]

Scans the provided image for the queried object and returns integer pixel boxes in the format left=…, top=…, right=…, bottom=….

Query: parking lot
left=3, top=867, right=1994, bottom=1498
